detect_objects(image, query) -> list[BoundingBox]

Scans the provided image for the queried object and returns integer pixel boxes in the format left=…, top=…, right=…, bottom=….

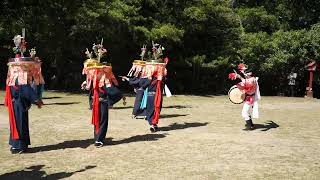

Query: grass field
left=0, top=91, right=320, bottom=179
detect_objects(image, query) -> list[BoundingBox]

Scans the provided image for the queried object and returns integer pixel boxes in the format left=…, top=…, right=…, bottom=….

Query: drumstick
left=22, top=28, right=25, bottom=39
left=118, top=76, right=129, bottom=81
left=233, top=69, right=244, bottom=80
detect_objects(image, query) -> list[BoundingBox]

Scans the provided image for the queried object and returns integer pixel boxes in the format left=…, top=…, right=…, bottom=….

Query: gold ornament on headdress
left=84, top=38, right=110, bottom=68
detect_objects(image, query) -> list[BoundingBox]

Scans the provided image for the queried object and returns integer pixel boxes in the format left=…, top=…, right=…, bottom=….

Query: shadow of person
left=42, top=96, right=63, bottom=100
left=44, top=102, right=81, bottom=106
left=160, top=114, right=189, bottom=119
left=28, top=139, right=93, bottom=153
left=0, top=165, right=46, bottom=180
left=107, top=133, right=167, bottom=146
left=254, top=121, right=279, bottom=131
left=0, top=165, right=96, bottom=180
left=110, top=106, right=133, bottom=109
left=162, top=105, right=192, bottom=109
left=158, top=122, right=209, bottom=132
left=28, top=134, right=167, bottom=152
left=45, top=165, right=96, bottom=179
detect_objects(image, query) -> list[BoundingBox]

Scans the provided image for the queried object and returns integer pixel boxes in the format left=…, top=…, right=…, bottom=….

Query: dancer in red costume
left=229, top=63, right=261, bottom=130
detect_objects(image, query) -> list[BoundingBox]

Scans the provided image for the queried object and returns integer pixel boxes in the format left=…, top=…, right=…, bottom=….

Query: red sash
left=4, top=85, right=19, bottom=139
left=152, top=80, right=162, bottom=125
left=91, top=86, right=100, bottom=134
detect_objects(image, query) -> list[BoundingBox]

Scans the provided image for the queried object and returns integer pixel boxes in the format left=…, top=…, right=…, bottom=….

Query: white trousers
left=242, top=103, right=253, bottom=121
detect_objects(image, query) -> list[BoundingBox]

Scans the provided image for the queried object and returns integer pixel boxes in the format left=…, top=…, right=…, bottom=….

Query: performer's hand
left=81, top=81, right=87, bottom=90
left=122, top=97, right=127, bottom=106
left=36, top=100, right=44, bottom=109
left=120, top=76, right=129, bottom=81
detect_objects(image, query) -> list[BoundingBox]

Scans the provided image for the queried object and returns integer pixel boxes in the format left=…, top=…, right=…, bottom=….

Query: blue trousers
left=9, top=99, right=31, bottom=150
left=132, top=89, right=146, bottom=116
left=146, top=93, right=155, bottom=125
left=94, top=101, right=109, bottom=143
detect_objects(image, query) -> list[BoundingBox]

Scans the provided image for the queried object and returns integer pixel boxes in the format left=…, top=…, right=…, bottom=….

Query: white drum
left=228, top=85, right=245, bottom=104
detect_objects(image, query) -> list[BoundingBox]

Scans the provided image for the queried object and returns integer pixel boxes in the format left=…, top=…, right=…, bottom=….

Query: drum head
left=228, top=85, right=245, bottom=104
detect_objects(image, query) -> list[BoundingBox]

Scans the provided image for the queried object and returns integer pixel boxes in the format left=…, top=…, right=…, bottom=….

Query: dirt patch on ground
left=0, top=91, right=319, bottom=179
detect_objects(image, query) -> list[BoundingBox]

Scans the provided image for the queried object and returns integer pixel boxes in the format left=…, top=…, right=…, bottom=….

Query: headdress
left=237, top=63, right=247, bottom=71
left=127, top=42, right=169, bottom=80
left=127, top=45, right=147, bottom=77
left=238, top=63, right=252, bottom=77
left=137, top=41, right=169, bottom=80
left=228, top=63, right=252, bottom=80
left=82, top=39, right=118, bottom=90
left=6, top=29, right=45, bottom=86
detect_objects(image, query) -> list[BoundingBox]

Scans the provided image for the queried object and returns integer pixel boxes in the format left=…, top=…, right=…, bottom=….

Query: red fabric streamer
left=164, top=57, right=169, bottom=64
left=22, top=39, right=26, bottom=50
left=91, top=86, right=100, bottom=134
left=228, top=73, right=237, bottom=80
left=99, top=87, right=106, bottom=94
left=4, top=85, right=19, bottom=140
left=152, top=80, right=162, bottom=125
left=238, top=63, right=246, bottom=70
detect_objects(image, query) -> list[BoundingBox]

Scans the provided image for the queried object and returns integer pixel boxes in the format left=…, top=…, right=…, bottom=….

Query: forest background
left=1, top=0, right=320, bottom=96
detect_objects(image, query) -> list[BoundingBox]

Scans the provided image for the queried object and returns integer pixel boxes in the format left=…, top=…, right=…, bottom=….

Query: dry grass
left=0, top=91, right=320, bottom=179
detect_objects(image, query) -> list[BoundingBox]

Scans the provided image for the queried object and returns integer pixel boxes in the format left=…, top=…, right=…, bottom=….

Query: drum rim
left=228, top=85, right=245, bottom=104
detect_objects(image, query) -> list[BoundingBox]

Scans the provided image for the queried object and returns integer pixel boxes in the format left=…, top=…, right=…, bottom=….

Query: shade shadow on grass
left=28, top=134, right=167, bottom=153
left=107, top=133, right=167, bottom=145
left=0, top=165, right=96, bottom=180
left=254, top=121, right=279, bottom=131
left=162, top=105, right=192, bottom=109
left=42, top=96, right=63, bottom=100
left=44, top=102, right=81, bottom=105
left=160, top=114, right=189, bottom=119
left=28, top=139, right=93, bottom=153
left=110, top=106, right=133, bottom=109
left=159, top=122, right=209, bottom=132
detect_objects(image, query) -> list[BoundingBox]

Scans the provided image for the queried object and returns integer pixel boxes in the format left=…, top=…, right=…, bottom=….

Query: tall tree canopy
left=0, top=0, right=319, bottom=95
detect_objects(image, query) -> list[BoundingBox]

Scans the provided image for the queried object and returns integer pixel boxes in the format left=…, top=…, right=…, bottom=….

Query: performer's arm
left=36, top=84, right=44, bottom=99
left=236, top=79, right=246, bottom=91
left=20, top=84, right=43, bottom=108
left=104, top=84, right=123, bottom=106
left=81, top=81, right=87, bottom=90
left=139, top=78, right=151, bottom=89
left=128, top=77, right=140, bottom=86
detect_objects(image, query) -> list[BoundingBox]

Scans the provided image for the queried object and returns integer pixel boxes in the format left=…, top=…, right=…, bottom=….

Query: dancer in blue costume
left=123, top=42, right=170, bottom=132
left=82, top=40, right=123, bottom=147
left=5, top=33, right=44, bottom=154
left=122, top=60, right=148, bottom=118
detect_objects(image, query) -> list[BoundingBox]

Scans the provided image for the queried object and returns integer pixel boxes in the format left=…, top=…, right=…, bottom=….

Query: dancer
left=228, top=63, right=261, bottom=130
left=121, top=45, right=148, bottom=118
left=82, top=40, right=123, bottom=147
left=130, top=42, right=169, bottom=132
left=4, top=31, right=44, bottom=154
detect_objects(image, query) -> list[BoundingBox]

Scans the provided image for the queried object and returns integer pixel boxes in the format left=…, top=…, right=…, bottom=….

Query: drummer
left=229, top=63, right=261, bottom=130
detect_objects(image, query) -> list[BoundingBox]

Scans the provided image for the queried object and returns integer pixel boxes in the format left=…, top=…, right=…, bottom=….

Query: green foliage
left=236, top=7, right=280, bottom=33
left=150, top=24, right=184, bottom=42
left=0, top=0, right=319, bottom=95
